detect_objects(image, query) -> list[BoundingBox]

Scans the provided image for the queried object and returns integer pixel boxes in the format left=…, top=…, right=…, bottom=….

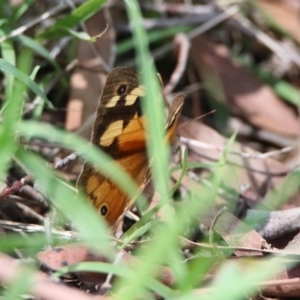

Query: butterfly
left=77, top=67, right=184, bottom=227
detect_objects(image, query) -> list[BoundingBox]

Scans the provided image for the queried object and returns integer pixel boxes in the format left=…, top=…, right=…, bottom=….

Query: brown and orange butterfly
left=77, top=67, right=183, bottom=227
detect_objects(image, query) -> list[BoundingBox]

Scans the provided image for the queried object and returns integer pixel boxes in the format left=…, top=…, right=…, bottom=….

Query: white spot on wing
left=100, top=120, right=124, bottom=146
left=125, top=85, right=146, bottom=106
left=104, top=95, right=120, bottom=107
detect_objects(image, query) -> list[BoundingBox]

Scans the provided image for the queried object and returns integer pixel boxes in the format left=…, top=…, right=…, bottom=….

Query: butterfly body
left=78, top=68, right=183, bottom=227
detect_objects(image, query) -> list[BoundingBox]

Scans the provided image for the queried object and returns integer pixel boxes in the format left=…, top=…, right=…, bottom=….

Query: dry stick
left=0, top=175, right=32, bottom=200
left=49, top=36, right=71, bottom=59
left=15, top=202, right=45, bottom=222
left=188, top=156, right=286, bottom=178
left=245, top=207, right=300, bottom=240
left=256, top=277, right=300, bottom=287
left=0, top=253, right=107, bottom=300
left=179, top=237, right=297, bottom=256
left=164, top=34, right=190, bottom=96
left=233, top=15, right=300, bottom=68
left=0, top=152, right=78, bottom=201
left=123, top=5, right=239, bottom=68
left=0, top=219, right=78, bottom=239
left=128, top=2, right=300, bottom=81
left=19, top=185, right=49, bottom=207
left=117, top=16, right=218, bottom=33
left=229, top=118, right=294, bottom=148
left=143, top=3, right=214, bottom=15
left=52, top=152, right=78, bottom=169
left=0, top=2, right=70, bottom=43
left=209, top=207, right=228, bottom=244
left=193, top=277, right=300, bottom=297
left=178, top=82, right=203, bottom=97
left=97, top=251, right=124, bottom=295
left=180, top=136, right=293, bottom=160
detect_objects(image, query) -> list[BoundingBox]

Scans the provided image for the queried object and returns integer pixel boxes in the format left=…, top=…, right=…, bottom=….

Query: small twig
left=245, top=207, right=300, bottom=240
left=209, top=207, right=228, bottom=244
left=234, top=15, right=300, bottom=68
left=0, top=2, right=67, bottom=43
left=256, top=277, right=300, bottom=287
left=0, top=220, right=78, bottom=239
left=0, top=175, right=32, bottom=201
left=229, top=117, right=294, bottom=148
left=174, top=82, right=203, bottom=98
left=97, top=251, right=124, bottom=295
left=52, top=153, right=78, bottom=170
left=193, top=277, right=300, bottom=297
left=188, top=5, right=239, bottom=40
left=164, top=34, right=190, bottom=96
left=0, top=151, right=78, bottom=201
left=180, top=237, right=281, bottom=255
left=117, top=16, right=217, bottom=33
left=18, top=185, right=49, bottom=208
left=123, top=5, right=239, bottom=68
left=49, top=36, right=71, bottom=59
left=15, top=202, right=45, bottom=222
left=142, top=3, right=214, bottom=15
left=180, top=136, right=293, bottom=160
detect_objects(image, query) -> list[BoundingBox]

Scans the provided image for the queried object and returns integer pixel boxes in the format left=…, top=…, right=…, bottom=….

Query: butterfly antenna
left=178, top=109, right=216, bottom=129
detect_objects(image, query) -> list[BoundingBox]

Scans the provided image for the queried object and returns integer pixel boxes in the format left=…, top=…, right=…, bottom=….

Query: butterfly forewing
left=78, top=68, right=148, bottom=226
left=77, top=67, right=184, bottom=227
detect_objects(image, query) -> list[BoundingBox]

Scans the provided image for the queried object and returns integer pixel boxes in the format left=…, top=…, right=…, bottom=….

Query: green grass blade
left=0, top=30, right=16, bottom=100
left=0, top=58, right=52, bottom=107
left=117, top=25, right=191, bottom=55
left=18, top=121, right=145, bottom=205
left=0, top=48, right=33, bottom=181
left=2, top=266, right=34, bottom=300
left=16, top=35, right=60, bottom=71
left=15, top=146, right=112, bottom=255
left=125, top=0, right=169, bottom=207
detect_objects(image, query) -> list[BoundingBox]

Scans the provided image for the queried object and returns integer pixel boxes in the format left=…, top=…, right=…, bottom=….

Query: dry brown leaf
left=206, top=210, right=264, bottom=257
left=258, top=0, right=300, bottom=43
left=37, top=244, right=176, bottom=287
left=179, top=119, right=291, bottom=203
left=189, top=37, right=300, bottom=137
left=0, top=253, right=107, bottom=300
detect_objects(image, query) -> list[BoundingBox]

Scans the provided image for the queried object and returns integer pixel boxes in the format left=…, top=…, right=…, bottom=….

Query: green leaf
left=66, top=28, right=95, bottom=41
left=274, top=81, right=300, bottom=106
left=38, top=0, right=107, bottom=39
